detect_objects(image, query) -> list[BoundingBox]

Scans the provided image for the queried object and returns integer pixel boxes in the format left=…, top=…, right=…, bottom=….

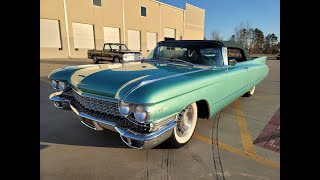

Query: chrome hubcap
left=177, top=106, right=193, bottom=137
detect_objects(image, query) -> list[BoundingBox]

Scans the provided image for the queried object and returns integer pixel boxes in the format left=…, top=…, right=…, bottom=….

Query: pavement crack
left=167, top=149, right=170, bottom=180
left=161, top=149, right=164, bottom=180
left=145, top=150, right=149, bottom=180
left=184, top=145, right=216, bottom=175
left=211, top=113, right=220, bottom=180
left=216, top=112, right=226, bottom=180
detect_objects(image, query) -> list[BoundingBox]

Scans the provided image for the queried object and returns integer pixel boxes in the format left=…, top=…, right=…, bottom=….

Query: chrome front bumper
left=49, top=92, right=177, bottom=149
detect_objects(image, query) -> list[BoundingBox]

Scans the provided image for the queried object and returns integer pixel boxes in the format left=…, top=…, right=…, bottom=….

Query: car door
left=227, top=62, right=250, bottom=95
left=226, top=48, right=251, bottom=101
left=102, top=44, right=112, bottom=60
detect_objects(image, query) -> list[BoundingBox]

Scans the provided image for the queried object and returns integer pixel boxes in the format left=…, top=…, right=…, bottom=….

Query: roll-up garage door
left=164, top=28, right=175, bottom=39
left=72, top=23, right=95, bottom=49
left=128, top=30, right=140, bottom=51
left=40, top=19, right=61, bottom=48
left=147, top=32, right=157, bottom=51
left=104, top=27, right=120, bottom=43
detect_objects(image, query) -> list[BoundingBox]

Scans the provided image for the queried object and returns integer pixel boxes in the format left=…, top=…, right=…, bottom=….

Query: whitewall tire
left=168, top=103, right=198, bottom=148
left=243, top=86, right=255, bottom=97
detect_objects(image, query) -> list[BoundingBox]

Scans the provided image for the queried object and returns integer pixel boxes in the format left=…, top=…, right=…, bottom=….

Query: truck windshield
left=110, top=44, right=128, bottom=51
left=146, top=43, right=223, bottom=67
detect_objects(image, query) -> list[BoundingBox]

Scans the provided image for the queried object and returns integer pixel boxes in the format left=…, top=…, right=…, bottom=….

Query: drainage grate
left=264, top=126, right=280, bottom=152
left=254, top=108, right=280, bottom=153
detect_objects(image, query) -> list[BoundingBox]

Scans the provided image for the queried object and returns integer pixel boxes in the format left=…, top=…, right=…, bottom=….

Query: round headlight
left=119, top=102, right=130, bottom=116
left=51, top=80, right=58, bottom=89
left=57, top=81, right=66, bottom=91
left=134, top=105, right=147, bottom=123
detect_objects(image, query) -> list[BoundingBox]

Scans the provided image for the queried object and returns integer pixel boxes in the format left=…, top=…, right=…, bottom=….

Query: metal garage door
left=104, top=27, right=120, bottom=43
left=40, top=19, right=61, bottom=48
left=72, top=23, right=95, bottom=49
left=164, top=28, right=175, bottom=39
left=147, top=32, right=157, bottom=51
left=128, top=30, right=140, bottom=51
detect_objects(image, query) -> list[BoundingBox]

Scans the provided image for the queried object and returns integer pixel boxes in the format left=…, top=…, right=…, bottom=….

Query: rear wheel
left=167, top=103, right=198, bottom=148
left=92, top=56, right=99, bottom=64
left=243, top=86, right=255, bottom=97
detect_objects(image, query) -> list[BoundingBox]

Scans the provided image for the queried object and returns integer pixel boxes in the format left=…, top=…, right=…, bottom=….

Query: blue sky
left=159, top=0, right=280, bottom=41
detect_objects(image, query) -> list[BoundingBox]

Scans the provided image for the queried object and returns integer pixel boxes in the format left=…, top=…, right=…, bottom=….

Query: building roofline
left=149, top=0, right=184, bottom=11
left=185, top=3, right=205, bottom=12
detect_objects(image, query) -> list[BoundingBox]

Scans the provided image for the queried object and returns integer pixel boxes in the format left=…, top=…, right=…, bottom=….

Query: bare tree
left=233, top=20, right=252, bottom=49
left=210, top=30, right=223, bottom=41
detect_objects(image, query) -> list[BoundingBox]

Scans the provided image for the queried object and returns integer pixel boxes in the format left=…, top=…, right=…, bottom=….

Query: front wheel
left=167, top=103, right=198, bottom=148
left=243, top=86, right=255, bottom=97
left=92, top=56, right=99, bottom=64
left=113, top=56, right=120, bottom=63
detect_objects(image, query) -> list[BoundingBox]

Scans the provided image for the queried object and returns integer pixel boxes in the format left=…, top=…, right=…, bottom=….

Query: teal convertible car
left=49, top=40, right=268, bottom=149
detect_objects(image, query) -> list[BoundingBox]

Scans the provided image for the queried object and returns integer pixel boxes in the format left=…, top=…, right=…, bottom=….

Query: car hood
left=117, top=50, right=140, bottom=54
left=67, top=62, right=208, bottom=99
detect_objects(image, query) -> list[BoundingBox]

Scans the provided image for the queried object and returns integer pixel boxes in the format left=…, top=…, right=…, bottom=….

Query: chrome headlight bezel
left=119, top=101, right=131, bottom=116
left=118, top=102, right=150, bottom=123
left=57, top=81, right=66, bottom=91
left=51, top=80, right=58, bottom=89
left=133, top=105, right=149, bottom=123
left=51, top=80, right=69, bottom=92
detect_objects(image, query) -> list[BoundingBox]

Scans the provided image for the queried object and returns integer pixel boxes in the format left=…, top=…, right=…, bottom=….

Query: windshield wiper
left=162, top=58, right=195, bottom=67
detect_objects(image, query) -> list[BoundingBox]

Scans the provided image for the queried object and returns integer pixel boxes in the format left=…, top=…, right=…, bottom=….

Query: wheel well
left=196, top=100, right=210, bottom=119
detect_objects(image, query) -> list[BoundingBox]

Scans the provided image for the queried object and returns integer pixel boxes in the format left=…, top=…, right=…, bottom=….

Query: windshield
left=146, top=42, right=224, bottom=67
left=110, top=44, right=129, bottom=51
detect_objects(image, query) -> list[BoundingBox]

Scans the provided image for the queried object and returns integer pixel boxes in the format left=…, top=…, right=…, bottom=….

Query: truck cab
left=88, top=43, right=142, bottom=64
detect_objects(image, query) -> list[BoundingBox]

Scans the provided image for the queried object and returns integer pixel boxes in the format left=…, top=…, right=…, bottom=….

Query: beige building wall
left=184, top=3, right=205, bottom=40
left=40, top=0, right=68, bottom=58
left=40, top=0, right=205, bottom=59
left=161, top=4, right=184, bottom=41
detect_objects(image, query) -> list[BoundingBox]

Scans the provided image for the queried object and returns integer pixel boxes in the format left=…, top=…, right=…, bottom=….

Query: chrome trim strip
left=80, top=120, right=97, bottom=130
left=49, top=92, right=70, bottom=103
left=70, top=104, right=115, bottom=126
left=70, top=105, right=80, bottom=115
left=115, top=121, right=177, bottom=141
left=119, top=136, right=143, bottom=149
left=78, top=112, right=116, bottom=127
left=53, top=102, right=64, bottom=109
left=115, top=75, right=150, bottom=99
left=122, top=68, right=209, bottom=101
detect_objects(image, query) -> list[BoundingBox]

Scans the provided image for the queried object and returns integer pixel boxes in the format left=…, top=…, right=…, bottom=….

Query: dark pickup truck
left=88, top=43, right=143, bottom=64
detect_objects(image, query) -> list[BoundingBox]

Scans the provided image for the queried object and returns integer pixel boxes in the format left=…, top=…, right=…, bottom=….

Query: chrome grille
left=71, top=90, right=120, bottom=116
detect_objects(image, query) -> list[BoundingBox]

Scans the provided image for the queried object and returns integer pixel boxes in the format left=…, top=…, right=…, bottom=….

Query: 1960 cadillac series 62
left=48, top=40, right=268, bottom=149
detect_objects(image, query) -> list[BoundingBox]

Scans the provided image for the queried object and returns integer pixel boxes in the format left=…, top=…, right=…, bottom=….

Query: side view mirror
left=229, top=59, right=237, bottom=66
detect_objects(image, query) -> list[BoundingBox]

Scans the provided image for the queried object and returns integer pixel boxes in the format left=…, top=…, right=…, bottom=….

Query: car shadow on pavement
left=40, top=77, right=175, bottom=149
left=40, top=144, right=49, bottom=150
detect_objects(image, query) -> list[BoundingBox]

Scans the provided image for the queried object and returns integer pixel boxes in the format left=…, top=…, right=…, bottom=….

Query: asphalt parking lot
left=40, top=58, right=280, bottom=180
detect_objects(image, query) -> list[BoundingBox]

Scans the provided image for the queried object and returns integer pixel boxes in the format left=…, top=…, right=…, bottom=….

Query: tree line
left=208, top=21, right=280, bottom=54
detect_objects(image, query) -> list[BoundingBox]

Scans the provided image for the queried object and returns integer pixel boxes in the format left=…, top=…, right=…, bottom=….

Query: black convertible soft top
left=158, top=40, right=251, bottom=60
